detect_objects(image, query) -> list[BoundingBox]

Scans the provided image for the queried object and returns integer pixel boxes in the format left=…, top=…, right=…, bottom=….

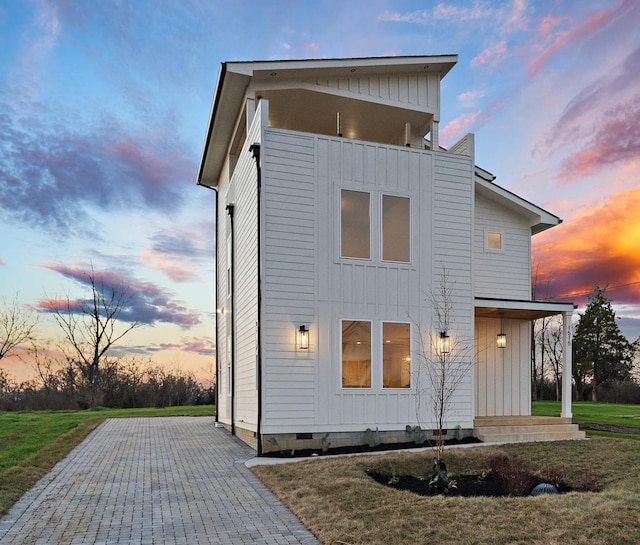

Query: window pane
left=488, top=232, right=502, bottom=250
left=341, top=190, right=370, bottom=259
left=342, top=320, right=371, bottom=387
left=383, top=322, right=411, bottom=388
left=382, top=195, right=410, bottom=262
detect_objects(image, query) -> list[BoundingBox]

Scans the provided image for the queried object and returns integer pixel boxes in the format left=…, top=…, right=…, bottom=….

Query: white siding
left=216, top=101, right=265, bottom=431
left=432, top=152, right=475, bottom=424
left=260, top=130, right=476, bottom=433
left=475, top=318, right=530, bottom=416
left=261, top=128, right=317, bottom=428
left=474, top=192, right=532, bottom=299
left=315, top=71, right=441, bottom=112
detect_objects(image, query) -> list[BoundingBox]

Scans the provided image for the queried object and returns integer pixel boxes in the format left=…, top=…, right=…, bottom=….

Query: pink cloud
left=471, top=40, right=507, bottom=68
left=0, top=257, right=4, bottom=266
left=440, top=111, right=481, bottom=147
left=527, top=1, right=632, bottom=78
left=555, top=99, right=640, bottom=183
left=141, top=249, right=201, bottom=283
left=40, top=263, right=201, bottom=328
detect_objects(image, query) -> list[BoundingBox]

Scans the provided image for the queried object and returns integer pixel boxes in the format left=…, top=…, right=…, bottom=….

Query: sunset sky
left=1, top=0, right=639, bottom=383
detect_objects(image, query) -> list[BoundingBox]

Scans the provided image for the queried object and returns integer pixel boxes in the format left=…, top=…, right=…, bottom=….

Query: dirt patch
left=579, top=423, right=640, bottom=434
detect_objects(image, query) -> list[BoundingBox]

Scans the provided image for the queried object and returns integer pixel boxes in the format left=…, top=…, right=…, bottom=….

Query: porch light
left=497, top=313, right=507, bottom=348
left=297, top=325, right=309, bottom=350
left=437, top=332, right=451, bottom=355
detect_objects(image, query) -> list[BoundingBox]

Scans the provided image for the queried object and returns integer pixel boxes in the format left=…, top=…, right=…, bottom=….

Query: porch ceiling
left=475, top=297, right=575, bottom=320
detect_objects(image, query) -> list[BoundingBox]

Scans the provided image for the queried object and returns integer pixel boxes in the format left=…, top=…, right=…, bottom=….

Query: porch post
left=561, top=310, right=573, bottom=418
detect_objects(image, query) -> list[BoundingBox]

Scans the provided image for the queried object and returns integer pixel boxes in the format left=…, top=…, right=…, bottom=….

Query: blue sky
left=1, top=0, right=639, bottom=382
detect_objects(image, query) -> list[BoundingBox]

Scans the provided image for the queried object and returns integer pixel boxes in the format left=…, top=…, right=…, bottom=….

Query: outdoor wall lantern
left=437, top=331, right=451, bottom=355
left=297, top=325, right=310, bottom=350
left=497, top=313, right=507, bottom=348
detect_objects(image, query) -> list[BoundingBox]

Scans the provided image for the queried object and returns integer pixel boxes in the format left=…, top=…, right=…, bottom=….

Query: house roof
left=474, top=168, right=561, bottom=235
left=196, top=55, right=457, bottom=188
left=475, top=297, right=575, bottom=320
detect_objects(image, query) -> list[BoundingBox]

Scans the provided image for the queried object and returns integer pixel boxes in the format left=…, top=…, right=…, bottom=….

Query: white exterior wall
left=432, top=152, right=475, bottom=425
left=260, top=126, right=475, bottom=433
left=315, top=71, right=441, bottom=112
left=475, top=318, right=531, bottom=416
left=260, top=127, right=317, bottom=426
left=474, top=192, right=532, bottom=300
left=216, top=102, right=265, bottom=431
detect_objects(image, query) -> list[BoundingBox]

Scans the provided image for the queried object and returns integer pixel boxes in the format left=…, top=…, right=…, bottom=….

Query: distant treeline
left=0, top=356, right=215, bottom=411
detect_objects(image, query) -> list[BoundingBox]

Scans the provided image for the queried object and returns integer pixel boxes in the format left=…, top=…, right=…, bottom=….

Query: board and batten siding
left=474, top=192, right=532, bottom=300
left=475, top=318, right=530, bottom=416
left=314, top=71, right=441, bottom=113
left=316, top=138, right=434, bottom=432
left=259, top=127, right=477, bottom=433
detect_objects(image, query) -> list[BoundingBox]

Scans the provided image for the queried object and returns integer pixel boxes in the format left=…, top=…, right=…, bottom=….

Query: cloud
left=378, top=2, right=494, bottom=24
left=0, top=257, right=4, bottom=266
left=526, top=0, right=634, bottom=78
left=458, top=90, right=482, bottom=107
left=140, top=226, right=214, bottom=283
left=37, top=263, right=201, bottom=329
left=471, top=40, right=508, bottom=68
left=533, top=185, right=640, bottom=306
left=440, top=97, right=507, bottom=147
left=0, top=101, right=191, bottom=236
left=538, top=45, right=640, bottom=183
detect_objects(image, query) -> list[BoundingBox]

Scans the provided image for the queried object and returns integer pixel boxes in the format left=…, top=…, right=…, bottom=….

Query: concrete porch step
left=473, top=416, right=586, bottom=443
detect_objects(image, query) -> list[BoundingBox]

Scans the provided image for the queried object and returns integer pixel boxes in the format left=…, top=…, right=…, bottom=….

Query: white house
left=196, top=55, right=584, bottom=454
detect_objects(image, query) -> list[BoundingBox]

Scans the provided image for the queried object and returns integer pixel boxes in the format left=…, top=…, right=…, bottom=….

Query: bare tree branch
left=0, top=294, right=38, bottom=361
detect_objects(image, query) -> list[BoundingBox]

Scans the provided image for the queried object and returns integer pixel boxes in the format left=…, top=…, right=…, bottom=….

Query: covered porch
left=473, top=298, right=585, bottom=442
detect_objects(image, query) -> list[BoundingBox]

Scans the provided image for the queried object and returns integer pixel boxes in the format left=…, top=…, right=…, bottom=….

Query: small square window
left=487, top=231, right=502, bottom=250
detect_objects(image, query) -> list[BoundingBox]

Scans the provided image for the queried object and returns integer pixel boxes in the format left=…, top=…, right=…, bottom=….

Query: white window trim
left=340, top=319, right=413, bottom=391
left=484, top=228, right=505, bottom=253
left=380, top=193, right=412, bottom=265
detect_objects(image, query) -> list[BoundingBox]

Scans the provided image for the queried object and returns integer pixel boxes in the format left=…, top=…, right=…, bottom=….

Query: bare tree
left=0, top=294, right=38, bottom=361
left=48, top=270, right=143, bottom=407
left=413, top=267, right=473, bottom=462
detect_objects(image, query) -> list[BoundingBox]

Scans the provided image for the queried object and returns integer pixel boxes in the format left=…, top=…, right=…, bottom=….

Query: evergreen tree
left=572, top=286, right=633, bottom=401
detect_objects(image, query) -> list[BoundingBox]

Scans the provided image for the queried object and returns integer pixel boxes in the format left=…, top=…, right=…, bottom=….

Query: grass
left=252, top=438, right=640, bottom=545
left=0, top=405, right=214, bottom=514
left=533, top=400, right=640, bottom=428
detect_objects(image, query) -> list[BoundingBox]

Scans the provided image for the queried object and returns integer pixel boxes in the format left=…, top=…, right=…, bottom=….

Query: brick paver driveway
left=0, top=417, right=320, bottom=545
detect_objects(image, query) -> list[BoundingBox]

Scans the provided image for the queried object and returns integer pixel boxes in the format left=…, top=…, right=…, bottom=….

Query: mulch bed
left=365, top=468, right=574, bottom=497
left=263, top=436, right=481, bottom=458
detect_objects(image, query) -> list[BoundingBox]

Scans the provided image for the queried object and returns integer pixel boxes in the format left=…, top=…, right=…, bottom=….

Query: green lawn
left=533, top=400, right=640, bottom=428
left=0, top=405, right=215, bottom=514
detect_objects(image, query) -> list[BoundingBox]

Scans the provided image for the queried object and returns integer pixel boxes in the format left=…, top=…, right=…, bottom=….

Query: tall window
left=341, top=189, right=370, bottom=259
left=382, top=322, right=411, bottom=388
left=342, top=320, right=371, bottom=387
left=382, top=195, right=410, bottom=262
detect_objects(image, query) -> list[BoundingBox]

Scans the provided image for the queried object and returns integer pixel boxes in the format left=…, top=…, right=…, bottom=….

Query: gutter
left=227, top=202, right=236, bottom=436
left=196, top=62, right=228, bottom=187
left=249, top=142, right=263, bottom=456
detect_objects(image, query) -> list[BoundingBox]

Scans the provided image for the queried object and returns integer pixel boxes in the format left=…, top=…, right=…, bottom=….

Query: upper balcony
left=197, top=55, right=457, bottom=188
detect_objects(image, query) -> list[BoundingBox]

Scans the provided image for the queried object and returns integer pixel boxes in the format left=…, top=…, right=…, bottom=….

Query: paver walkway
left=0, top=417, right=321, bottom=545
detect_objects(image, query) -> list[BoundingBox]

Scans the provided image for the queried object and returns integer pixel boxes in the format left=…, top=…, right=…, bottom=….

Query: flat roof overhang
left=475, top=297, right=575, bottom=320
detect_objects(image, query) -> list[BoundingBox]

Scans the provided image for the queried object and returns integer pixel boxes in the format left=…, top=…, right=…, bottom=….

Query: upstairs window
left=487, top=230, right=503, bottom=251
left=382, top=195, right=410, bottom=262
left=341, top=190, right=370, bottom=259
